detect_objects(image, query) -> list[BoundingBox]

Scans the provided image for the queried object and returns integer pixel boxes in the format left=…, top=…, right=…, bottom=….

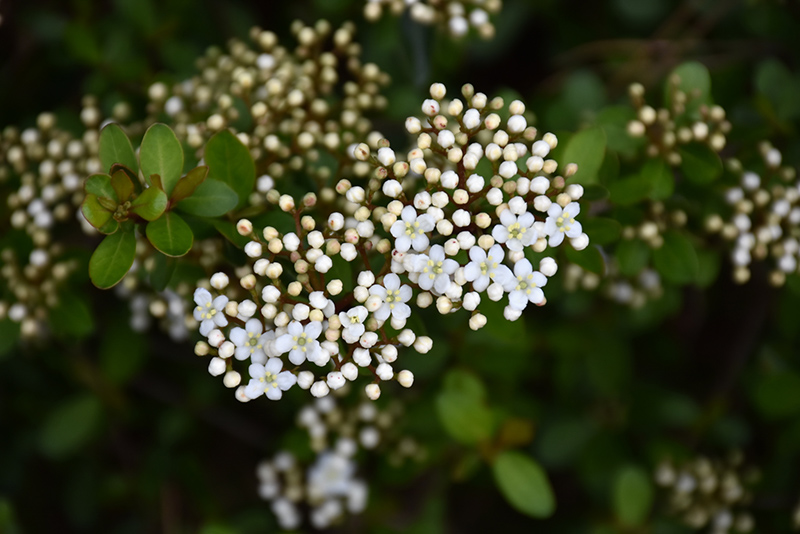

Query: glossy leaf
left=170, top=165, right=208, bottom=204
left=110, top=163, right=140, bottom=193
left=140, top=123, right=184, bottom=196
left=150, top=252, right=177, bottom=291
left=130, top=186, right=168, bottom=221
left=81, top=194, right=113, bottom=230
left=110, top=169, right=134, bottom=202
left=204, top=129, right=255, bottom=207
left=146, top=212, right=193, bottom=257
left=39, top=395, right=102, bottom=459
left=679, top=144, right=722, bottom=185
left=84, top=173, right=117, bottom=202
left=177, top=178, right=239, bottom=217
left=561, top=126, right=606, bottom=185
left=99, top=123, right=138, bottom=175
left=89, top=229, right=136, bottom=289
left=435, top=370, right=494, bottom=445
left=581, top=217, right=621, bottom=246
left=492, top=451, right=556, bottom=518
left=653, top=231, right=699, bottom=285
left=666, top=61, right=712, bottom=116
left=643, top=157, right=674, bottom=200
left=616, top=239, right=650, bottom=277
left=613, top=466, right=654, bottom=526
left=608, top=176, right=651, bottom=206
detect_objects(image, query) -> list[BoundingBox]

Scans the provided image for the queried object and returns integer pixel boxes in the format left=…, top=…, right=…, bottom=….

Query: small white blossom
left=339, top=306, right=368, bottom=341
left=464, top=244, right=513, bottom=292
left=274, top=321, right=323, bottom=365
left=413, top=245, right=458, bottom=293
left=390, top=205, right=435, bottom=252
left=507, top=259, right=547, bottom=310
left=545, top=202, right=582, bottom=247
left=230, top=319, right=273, bottom=362
left=492, top=209, right=537, bottom=251
left=193, top=288, right=229, bottom=336
left=245, top=358, right=297, bottom=400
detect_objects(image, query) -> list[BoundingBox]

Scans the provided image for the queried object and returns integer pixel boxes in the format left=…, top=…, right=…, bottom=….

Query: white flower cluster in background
left=256, top=395, right=420, bottom=529
left=363, top=0, right=502, bottom=39
left=192, top=82, right=589, bottom=402
left=708, top=142, right=799, bottom=287
left=655, top=453, right=757, bottom=534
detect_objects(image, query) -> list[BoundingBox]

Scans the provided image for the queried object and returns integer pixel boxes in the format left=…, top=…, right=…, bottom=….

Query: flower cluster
left=707, top=143, right=799, bottom=287
left=148, top=20, right=388, bottom=202
left=192, top=82, right=588, bottom=402
left=256, top=395, right=417, bottom=529
left=363, top=0, right=502, bottom=39
left=626, top=79, right=730, bottom=164
left=655, top=453, right=757, bottom=534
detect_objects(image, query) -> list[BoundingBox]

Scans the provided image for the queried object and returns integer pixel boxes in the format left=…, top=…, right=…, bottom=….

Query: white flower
left=230, top=319, right=272, bottom=362
left=492, top=209, right=537, bottom=251
left=193, top=288, right=228, bottom=336
left=413, top=244, right=458, bottom=293
left=339, top=306, right=368, bottom=340
left=390, top=205, right=435, bottom=252
left=369, top=273, right=412, bottom=322
left=274, top=321, right=323, bottom=365
left=544, top=202, right=582, bottom=247
left=507, top=259, right=547, bottom=310
left=244, top=358, right=297, bottom=400
left=463, top=244, right=514, bottom=292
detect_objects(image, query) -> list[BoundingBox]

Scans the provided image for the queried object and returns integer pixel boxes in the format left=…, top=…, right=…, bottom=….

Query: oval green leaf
left=89, top=229, right=136, bottom=288
left=38, top=395, right=102, bottom=459
left=565, top=245, right=605, bottom=275
left=99, top=123, right=139, bottom=175
left=561, top=126, right=607, bottom=185
left=666, top=61, right=711, bottom=117
left=170, top=165, right=208, bottom=204
left=679, top=144, right=722, bottom=186
left=131, top=186, right=168, bottom=221
left=140, top=123, right=184, bottom=196
left=435, top=370, right=494, bottom=444
left=204, top=129, right=255, bottom=207
left=492, top=451, right=556, bottom=518
left=84, top=173, right=117, bottom=202
left=581, top=217, right=621, bottom=246
left=81, top=194, right=113, bottom=230
left=110, top=168, right=135, bottom=203
left=613, top=465, right=654, bottom=526
left=146, top=212, right=194, bottom=256
left=177, top=178, right=239, bottom=217
left=616, top=239, right=650, bottom=277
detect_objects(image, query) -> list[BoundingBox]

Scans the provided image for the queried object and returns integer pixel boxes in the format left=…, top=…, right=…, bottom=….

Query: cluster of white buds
left=626, top=81, right=730, bottom=165
left=192, top=82, right=589, bottom=401
left=655, top=453, right=757, bottom=534
left=0, top=102, right=125, bottom=335
left=707, top=143, right=799, bottom=286
left=563, top=263, right=663, bottom=309
left=363, top=0, right=502, bottom=39
left=148, top=20, right=388, bottom=205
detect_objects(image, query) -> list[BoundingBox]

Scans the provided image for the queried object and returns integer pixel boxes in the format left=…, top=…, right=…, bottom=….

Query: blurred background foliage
left=1, top=0, right=800, bottom=532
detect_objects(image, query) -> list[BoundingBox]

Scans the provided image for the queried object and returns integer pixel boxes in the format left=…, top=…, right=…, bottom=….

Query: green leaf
left=755, top=59, right=800, bottom=121
left=643, top=157, right=674, bottom=200
left=565, top=245, right=604, bottom=275
left=679, top=144, right=722, bottom=185
left=170, top=165, right=208, bottom=204
left=38, top=395, right=102, bottom=459
left=492, top=451, right=556, bottom=518
left=146, top=212, right=194, bottom=257
left=81, top=194, right=113, bottom=230
left=582, top=184, right=609, bottom=201
left=666, top=61, right=712, bottom=116
left=149, top=252, right=177, bottom=291
left=204, top=129, right=255, bottom=207
left=608, top=176, right=652, bottom=206
left=110, top=163, right=140, bottom=193
left=130, top=186, right=168, bottom=221
left=49, top=292, right=94, bottom=339
left=581, top=218, right=621, bottom=246
left=652, top=231, right=698, bottom=285
left=89, top=229, right=136, bottom=289
left=84, top=173, right=117, bottom=202
left=613, top=465, right=654, bottom=526
left=616, top=239, right=650, bottom=277
left=99, top=123, right=139, bottom=175
left=176, top=179, right=239, bottom=217
left=111, top=169, right=135, bottom=203
left=435, top=370, right=494, bottom=445
left=0, top=319, right=21, bottom=360
left=140, top=123, right=184, bottom=196
left=561, top=126, right=606, bottom=185
left=100, top=312, right=147, bottom=384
